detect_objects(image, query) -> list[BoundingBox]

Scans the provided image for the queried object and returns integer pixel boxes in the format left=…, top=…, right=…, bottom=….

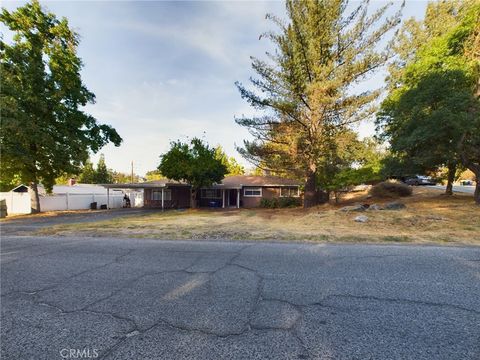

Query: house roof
left=102, top=179, right=189, bottom=189
left=101, top=176, right=300, bottom=190
left=216, top=175, right=301, bottom=188
left=11, top=184, right=29, bottom=193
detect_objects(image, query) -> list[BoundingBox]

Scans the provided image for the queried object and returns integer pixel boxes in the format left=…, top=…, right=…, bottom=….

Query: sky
left=2, top=0, right=429, bottom=176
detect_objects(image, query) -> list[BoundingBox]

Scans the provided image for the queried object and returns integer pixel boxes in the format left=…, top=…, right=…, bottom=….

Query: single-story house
left=198, top=175, right=301, bottom=208
left=103, top=175, right=301, bottom=209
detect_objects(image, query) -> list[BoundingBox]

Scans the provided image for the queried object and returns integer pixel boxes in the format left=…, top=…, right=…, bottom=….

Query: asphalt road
left=427, top=184, right=476, bottom=194
left=1, top=235, right=479, bottom=360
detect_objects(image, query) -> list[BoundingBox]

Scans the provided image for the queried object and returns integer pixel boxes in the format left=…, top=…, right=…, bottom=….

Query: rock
left=368, top=204, right=382, bottom=211
left=383, top=202, right=406, bottom=210
left=354, top=215, right=368, bottom=223
left=426, top=215, right=445, bottom=221
left=340, top=204, right=367, bottom=212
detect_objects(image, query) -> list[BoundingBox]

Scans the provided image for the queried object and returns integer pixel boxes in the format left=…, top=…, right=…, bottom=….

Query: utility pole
left=131, top=161, right=134, bottom=183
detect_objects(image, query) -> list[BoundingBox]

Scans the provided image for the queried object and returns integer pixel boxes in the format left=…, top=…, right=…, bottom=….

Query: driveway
left=1, top=236, right=479, bottom=360
left=427, top=184, right=476, bottom=194
left=0, top=208, right=156, bottom=235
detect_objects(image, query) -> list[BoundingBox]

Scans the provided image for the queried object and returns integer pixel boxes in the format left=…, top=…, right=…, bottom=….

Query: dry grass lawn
left=37, top=187, right=480, bottom=245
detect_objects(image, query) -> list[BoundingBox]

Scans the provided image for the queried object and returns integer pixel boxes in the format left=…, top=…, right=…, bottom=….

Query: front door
left=229, top=189, right=237, bottom=207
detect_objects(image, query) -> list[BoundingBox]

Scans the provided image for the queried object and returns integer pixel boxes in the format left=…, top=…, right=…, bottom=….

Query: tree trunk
left=475, top=176, right=480, bottom=205
left=30, top=181, right=41, bottom=213
left=445, top=163, right=456, bottom=195
left=303, top=170, right=317, bottom=208
left=334, top=191, right=340, bottom=204
left=190, top=188, right=198, bottom=208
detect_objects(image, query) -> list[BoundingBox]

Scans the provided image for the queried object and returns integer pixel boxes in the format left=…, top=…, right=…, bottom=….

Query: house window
left=201, top=189, right=222, bottom=199
left=151, top=189, right=171, bottom=201
left=244, top=187, right=262, bottom=197
left=280, top=187, right=299, bottom=197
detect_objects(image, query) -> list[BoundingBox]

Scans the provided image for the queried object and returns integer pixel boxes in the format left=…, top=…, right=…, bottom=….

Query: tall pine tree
left=236, top=0, right=402, bottom=207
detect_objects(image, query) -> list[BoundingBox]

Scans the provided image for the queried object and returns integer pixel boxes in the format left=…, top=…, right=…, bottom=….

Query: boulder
left=368, top=204, right=382, bottom=211
left=383, top=202, right=406, bottom=210
left=354, top=215, right=368, bottom=223
left=340, top=204, right=367, bottom=212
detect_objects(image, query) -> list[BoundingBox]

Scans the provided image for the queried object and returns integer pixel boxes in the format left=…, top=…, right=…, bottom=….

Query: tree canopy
left=0, top=1, right=122, bottom=211
left=214, top=146, right=245, bottom=176
left=158, top=138, right=227, bottom=207
left=235, top=0, right=402, bottom=207
left=145, top=170, right=164, bottom=182
left=78, top=160, right=96, bottom=184
left=377, top=0, right=480, bottom=201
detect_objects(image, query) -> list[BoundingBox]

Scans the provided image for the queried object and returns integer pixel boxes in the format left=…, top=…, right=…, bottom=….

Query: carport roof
left=102, top=180, right=190, bottom=189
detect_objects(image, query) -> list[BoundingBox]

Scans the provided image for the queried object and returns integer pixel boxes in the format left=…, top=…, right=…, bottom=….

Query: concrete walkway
left=1, top=236, right=479, bottom=359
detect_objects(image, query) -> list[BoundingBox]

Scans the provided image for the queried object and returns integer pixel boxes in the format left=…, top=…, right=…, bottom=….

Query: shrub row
left=259, top=197, right=302, bottom=208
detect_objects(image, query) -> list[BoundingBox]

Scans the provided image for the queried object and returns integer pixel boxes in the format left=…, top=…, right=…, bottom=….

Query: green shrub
left=260, top=197, right=301, bottom=208
left=278, top=197, right=302, bottom=208
left=259, top=198, right=278, bottom=208
left=369, top=181, right=412, bottom=198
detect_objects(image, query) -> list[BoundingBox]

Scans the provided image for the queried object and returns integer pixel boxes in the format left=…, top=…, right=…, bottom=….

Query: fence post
left=66, top=192, right=69, bottom=210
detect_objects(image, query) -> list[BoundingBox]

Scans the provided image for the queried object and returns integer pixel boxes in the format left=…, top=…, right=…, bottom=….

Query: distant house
left=103, top=175, right=301, bottom=209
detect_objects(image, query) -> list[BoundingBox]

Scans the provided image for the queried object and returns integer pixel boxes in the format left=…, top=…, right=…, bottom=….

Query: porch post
left=107, top=188, right=110, bottom=209
left=161, top=188, right=164, bottom=210
left=237, top=189, right=240, bottom=208
left=222, top=189, right=225, bottom=208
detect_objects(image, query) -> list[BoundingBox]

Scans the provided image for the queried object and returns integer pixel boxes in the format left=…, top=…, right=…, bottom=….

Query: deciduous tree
left=145, top=170, right=164, bottom=181
left=158, top=138, right=227, bottom=207
left=377, top=1, right=480, bottom=202
left=0, top=1, right=121, bottom=212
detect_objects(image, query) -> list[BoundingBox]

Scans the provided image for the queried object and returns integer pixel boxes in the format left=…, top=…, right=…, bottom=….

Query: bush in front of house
left=278, top=197, right=301, bottom=207
left=260, top=197, right=301, bottom=208
left=260, top=198, right=278, bottom=208
left=369, top=181, right=413, bottom=198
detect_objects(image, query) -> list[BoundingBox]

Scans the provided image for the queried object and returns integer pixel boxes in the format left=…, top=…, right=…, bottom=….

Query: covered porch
left=198, top=186, right=240, bottom=208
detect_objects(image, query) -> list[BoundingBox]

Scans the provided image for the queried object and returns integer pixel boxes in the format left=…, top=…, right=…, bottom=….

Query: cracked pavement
left=1, top=235, right=479, bottom=359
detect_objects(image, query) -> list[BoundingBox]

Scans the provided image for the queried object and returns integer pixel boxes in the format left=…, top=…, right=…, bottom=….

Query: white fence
left=0, top=192, right=125, bottom=214
left=0, top=192, right=31, bottom=214
left=40, top=193, right=124, bottom=212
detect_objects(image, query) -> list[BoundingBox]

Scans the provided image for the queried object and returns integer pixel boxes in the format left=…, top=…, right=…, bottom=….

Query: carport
left=102, top=180, right=191, bottom=210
